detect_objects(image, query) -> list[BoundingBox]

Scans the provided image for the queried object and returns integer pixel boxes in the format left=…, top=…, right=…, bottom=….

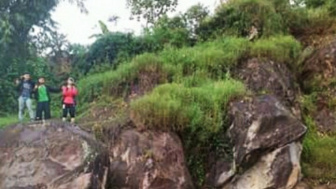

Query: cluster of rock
left=7, top=40, right=336, bottom=188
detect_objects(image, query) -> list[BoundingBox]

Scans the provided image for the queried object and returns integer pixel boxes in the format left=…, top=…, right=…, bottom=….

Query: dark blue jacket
left=16, top=79, right=35, bottom=98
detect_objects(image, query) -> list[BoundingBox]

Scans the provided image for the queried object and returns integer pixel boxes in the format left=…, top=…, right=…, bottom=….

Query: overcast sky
left=51, top=0, right=219, bottom=45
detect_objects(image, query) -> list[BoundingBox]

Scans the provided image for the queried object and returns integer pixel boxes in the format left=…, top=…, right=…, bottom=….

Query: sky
left=51, top=0, right=219, bottom=45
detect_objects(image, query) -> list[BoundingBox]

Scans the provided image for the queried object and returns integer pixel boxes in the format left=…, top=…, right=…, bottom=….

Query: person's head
left=38, top=77, right=45, bottom=84
left=67, top=77, right=75, bottom=85
left=23, top=74, right=31, bottom=81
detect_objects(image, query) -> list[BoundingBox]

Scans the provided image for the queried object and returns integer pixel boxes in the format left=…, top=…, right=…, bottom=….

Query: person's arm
left=16, top=78, right=23, bottom=92
left=31, top=81, right=37, bottom=99
left=62, top=86, right=68, bottom=95
left=71, top=86, right=78, bottom=96
left=33, top=82, right=39, bottom=92
left=48, top=86, right=61, bottom=93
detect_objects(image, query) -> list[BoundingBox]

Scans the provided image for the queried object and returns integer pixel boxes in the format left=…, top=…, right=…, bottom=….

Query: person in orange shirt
left=62, top=77, right=78, bottom=123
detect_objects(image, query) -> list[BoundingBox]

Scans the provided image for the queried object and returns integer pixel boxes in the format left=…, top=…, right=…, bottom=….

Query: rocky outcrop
left=108, top=129, right=194, bottom=189
left=0, top=121, right=194, bottom=189
left=227, top=142, right=302, bottom=189
left=228, top=95, right=306, bottom=169
left=298, top=39, right=336, bottom=133
left=313, top=95, right=336, bottom=133
left=211, top=95, right=306, bottom=189
left=235, top=58, right=301, bottom=118
left=0, top=122, right=109, bottom=189
left=301, top=39, right=336, bottom=91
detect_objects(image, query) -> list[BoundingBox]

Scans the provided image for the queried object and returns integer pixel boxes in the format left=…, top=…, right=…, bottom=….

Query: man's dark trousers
left=36, top=102, right=51, bottom=120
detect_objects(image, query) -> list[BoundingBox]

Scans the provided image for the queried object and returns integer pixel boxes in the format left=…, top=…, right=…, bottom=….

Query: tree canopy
left=126, top=0, right=178, bottom=24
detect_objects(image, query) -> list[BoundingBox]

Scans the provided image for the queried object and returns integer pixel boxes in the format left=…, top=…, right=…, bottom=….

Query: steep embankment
left=1, top=36, right=336, bottom=188
left=74, top=35, right=312, bottom=189
left=299, top=38, right=336, bottom=186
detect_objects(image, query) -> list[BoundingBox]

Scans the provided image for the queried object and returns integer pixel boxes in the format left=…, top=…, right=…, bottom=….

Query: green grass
left=249, top=35, right=302, bottom=65
left=78, top=53, right=176, bottom=103
left=0, top=115, right=18, bottom=129
left=302, top=114, right=336, bottom=182
left=202, top=0, right=286, bottom=38
left=130, top=79, right=246, bottom=141
left=160, top=37, right=249, bottom=80
left=78, top=35, right=300, bottom=106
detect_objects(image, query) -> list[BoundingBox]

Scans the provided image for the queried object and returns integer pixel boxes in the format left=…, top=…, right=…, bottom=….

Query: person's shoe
left=70, top=118, right=75, bottom=124
left=62, top=118, right=67, bottom=122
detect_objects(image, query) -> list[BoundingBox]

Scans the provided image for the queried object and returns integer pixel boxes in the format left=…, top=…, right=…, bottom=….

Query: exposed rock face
left=301, top=39, right=336, bottom=91
left=227, top=142, right=302, bottom=189
left=212, top=95, right=306, bottom=189
left=0, top=122, right=109, bottom=189
left=228, top=95, right=306, bottom=169
left=108, top=129, right=194, bottom=189
left=300, top=40, right=336, bottom=133
left=235, top=58, right=301, bottom=118
left=314, top=104, right=336, bottom=133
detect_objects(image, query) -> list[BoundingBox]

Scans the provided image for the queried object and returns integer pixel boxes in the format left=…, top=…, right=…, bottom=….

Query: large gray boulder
left=235, top=58, right=301, bottom=118
left=226, top=142, right=302, bottom=189
left=108, top=129, right=194, bottom=189
left=0, top=121, right=109, bottom=189
left=228, top=95, right=306, bottom=169
left=212, top=95, right=306, bottom=189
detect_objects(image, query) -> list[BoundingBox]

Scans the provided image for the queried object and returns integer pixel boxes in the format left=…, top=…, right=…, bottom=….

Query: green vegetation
left=0, top=115, right=18, bottom=129
left=301, top=94, right=336, bottom=183
left=249, top=35, right=302, bottom=64
left=79, top=35, right=301, bottom=104
left=130, top=80, right=245, bottom=139
left=2, top=0, right=336, bottom=186
left=76, top=34, right=301, bottom=186
left=302, top=115, right=336, bottom=182
left=197, top=0, right=286, bottom=38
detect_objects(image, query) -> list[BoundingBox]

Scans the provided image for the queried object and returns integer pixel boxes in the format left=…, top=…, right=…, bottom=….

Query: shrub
left=302, top=113, right=336, bottom=182
left=302, top=129, right=336, bottom=181
left=160, top=37, right=249, bottom=79
left=78, top=53, right=176, bottom=103
left=289, top=7, right=336, bottom=39
left=197, top=0, right=285, bottom=39
left=130, top=79, right=246, bottom=141
left=249, top=35, right=302, bottom=64
left=78, top=35, right=301, bottom=104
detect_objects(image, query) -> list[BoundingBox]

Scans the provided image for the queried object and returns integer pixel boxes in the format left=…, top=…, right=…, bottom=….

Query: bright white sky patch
left=51, top=0, right=219, bottom=45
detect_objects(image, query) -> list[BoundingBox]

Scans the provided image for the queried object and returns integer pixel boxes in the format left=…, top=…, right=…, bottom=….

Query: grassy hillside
left=77, top=35, right=307, bottom=186
left=2, top=0, right=336, bottom=187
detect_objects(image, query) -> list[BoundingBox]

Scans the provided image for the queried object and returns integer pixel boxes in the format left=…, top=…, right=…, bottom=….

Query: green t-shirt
left=38, top=85, right=49, bottom=102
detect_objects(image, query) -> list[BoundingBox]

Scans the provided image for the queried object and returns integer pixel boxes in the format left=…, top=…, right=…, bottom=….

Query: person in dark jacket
left=34, top=77, right=61, bottom=121
left=16, top=73, right=35, bottom=122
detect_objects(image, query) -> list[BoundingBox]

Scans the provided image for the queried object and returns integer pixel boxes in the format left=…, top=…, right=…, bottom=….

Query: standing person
left=34, top=77, right=61, bottom=121
left=16, top=73, right=35, bottom=122
left=62, top=77, right=78, bottom=123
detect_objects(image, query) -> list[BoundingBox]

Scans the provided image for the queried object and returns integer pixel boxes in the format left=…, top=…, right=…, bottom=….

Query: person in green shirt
left=34, top=77, right=61, bottom=121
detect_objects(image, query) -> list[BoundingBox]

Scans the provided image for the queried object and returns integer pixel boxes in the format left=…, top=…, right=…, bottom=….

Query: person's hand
left=15, top=79, right=20, bottom=85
